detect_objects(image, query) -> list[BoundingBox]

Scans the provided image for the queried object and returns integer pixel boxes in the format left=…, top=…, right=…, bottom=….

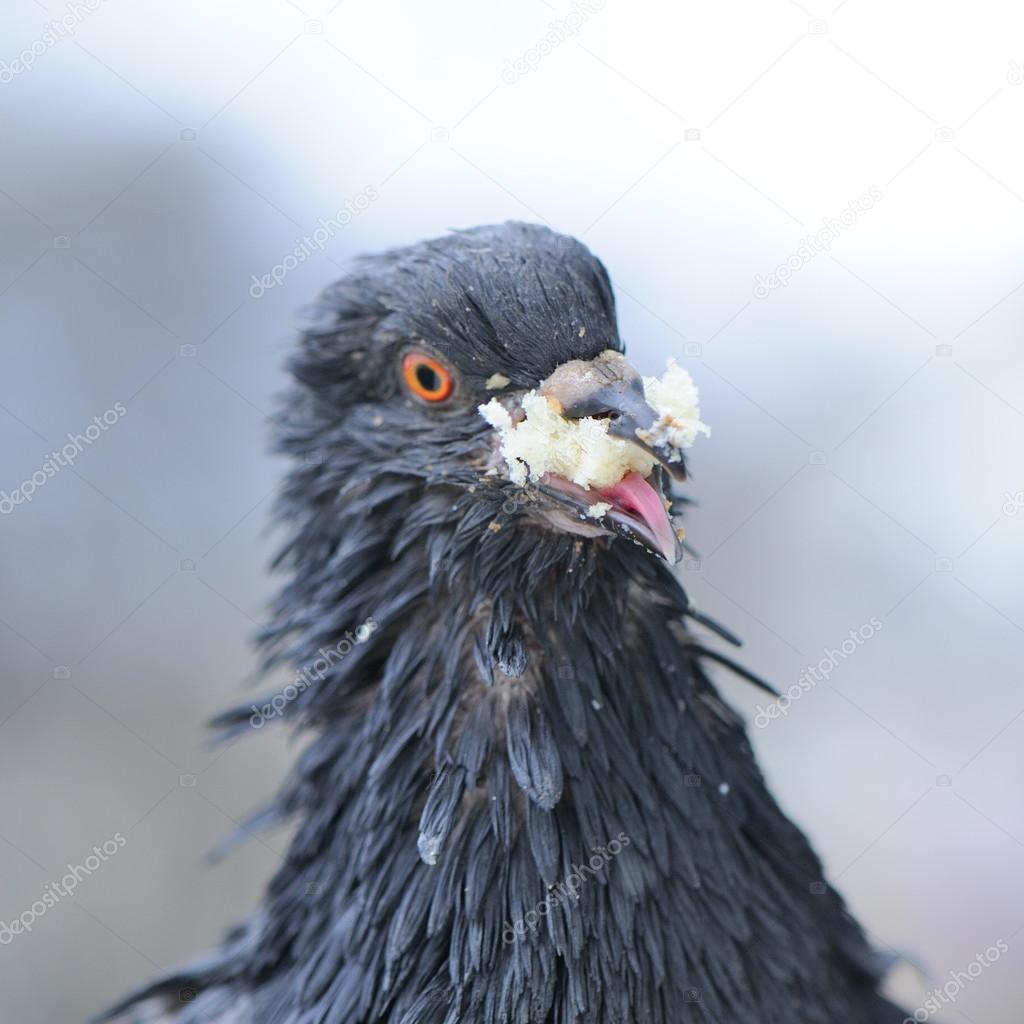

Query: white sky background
left=0, top=0, right=1022, bottom=1021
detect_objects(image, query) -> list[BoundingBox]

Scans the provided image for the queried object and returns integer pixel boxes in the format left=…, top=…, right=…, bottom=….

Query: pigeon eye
left=401, top=352, right=454, bottom=403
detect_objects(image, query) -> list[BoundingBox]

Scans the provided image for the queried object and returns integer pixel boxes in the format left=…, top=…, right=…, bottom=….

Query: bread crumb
left=578, top=326, right=586, bottom=338
left=480, top=392, right=656, bottom=488
left=478, top=358, right=708, bottom=490
left=485, top=373, right=510, bottom=390
left=487, top=521, right=502, bottom=533
left=638, top=359, right=710, bottom=454
left=585, top=501, right=612, bottom=518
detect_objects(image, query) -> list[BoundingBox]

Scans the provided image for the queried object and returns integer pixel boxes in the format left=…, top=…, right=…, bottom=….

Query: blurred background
left=1, top=0, right=1022, bottom=1020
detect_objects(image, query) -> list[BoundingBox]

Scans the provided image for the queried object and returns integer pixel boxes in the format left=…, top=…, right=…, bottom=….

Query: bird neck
left=223, top=485, right=893, bottom=1022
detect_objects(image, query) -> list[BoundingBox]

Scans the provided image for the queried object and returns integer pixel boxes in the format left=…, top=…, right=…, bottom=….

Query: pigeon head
left=283, top=221, right=690, bottom=565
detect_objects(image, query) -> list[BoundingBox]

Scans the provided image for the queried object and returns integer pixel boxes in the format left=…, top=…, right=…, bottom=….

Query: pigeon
left=99, top=222, right=907, bottom=1024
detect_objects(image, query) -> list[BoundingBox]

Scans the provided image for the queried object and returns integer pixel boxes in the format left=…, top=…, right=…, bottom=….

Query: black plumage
left=100, top=223, right=907, bottom=1024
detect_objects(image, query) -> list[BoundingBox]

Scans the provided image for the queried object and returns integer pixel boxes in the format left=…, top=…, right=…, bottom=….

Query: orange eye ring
left=401, top=352, right=454, bottom=403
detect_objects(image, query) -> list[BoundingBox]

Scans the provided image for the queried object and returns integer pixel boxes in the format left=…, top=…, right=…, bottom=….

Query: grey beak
left=538, top=349, right=688, bottom=481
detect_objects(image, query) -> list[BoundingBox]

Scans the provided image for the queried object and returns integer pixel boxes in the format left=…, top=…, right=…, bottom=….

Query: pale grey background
left=0, top=1, right=1022, bottom=1022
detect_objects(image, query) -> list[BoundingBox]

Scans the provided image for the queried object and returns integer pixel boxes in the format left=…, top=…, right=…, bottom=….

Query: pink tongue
left=597, top=471, right=680, bottom=562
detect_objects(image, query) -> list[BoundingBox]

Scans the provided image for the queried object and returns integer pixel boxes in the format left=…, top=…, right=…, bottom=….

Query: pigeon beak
left=537, top=351, right=686, bottom=564
left=538, top=350, right=687, bottom=482
left=595, top=469, right=683, bottom=563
